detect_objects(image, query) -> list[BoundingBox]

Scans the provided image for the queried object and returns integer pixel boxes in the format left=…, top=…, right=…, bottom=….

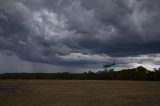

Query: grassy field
left=0, top=80, right=160, bottom=106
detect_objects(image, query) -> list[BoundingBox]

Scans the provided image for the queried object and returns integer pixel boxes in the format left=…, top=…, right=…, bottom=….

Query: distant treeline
left=0, top=66, right=160, bottom=80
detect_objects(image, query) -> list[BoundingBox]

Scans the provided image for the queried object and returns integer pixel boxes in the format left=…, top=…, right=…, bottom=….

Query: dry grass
left=0, top=80, right=160, bottom=106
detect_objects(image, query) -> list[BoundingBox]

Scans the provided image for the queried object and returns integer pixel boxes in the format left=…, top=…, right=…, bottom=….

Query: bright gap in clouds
left=0, top=52, right=159, bottom=73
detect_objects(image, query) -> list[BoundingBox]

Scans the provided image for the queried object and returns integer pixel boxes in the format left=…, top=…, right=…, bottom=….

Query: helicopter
left=103, top=60, right=115, bottom=69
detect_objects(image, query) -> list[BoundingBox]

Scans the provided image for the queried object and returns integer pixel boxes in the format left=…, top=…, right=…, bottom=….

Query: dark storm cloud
left=0, top=0, right=160, bottom=70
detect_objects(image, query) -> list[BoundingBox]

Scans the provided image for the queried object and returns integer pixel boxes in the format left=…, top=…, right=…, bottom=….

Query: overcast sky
left=0, top=0, right=160, bottom=73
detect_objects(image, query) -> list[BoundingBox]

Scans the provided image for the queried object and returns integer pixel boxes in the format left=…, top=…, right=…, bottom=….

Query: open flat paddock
left=0, top=80, right=160, bottom=106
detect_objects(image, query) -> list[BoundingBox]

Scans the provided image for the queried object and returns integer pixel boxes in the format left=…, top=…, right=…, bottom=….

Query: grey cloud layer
left=0, top=0, right=160, bottom=69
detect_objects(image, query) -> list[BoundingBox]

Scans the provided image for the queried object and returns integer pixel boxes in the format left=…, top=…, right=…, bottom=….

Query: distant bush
left=0, top=66, right=160, bottom=80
